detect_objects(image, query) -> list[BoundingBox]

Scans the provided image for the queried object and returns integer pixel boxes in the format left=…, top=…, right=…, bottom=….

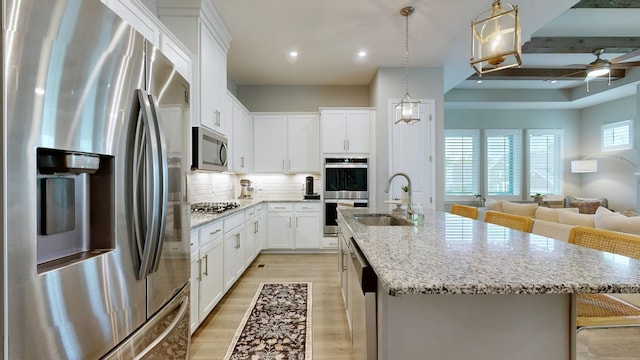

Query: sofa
left=479, top=199, right=640, bottom=242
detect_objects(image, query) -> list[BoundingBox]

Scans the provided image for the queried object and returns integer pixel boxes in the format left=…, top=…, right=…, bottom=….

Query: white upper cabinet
left=321, top=109, right=372, bottom=154
left=253, top=113, right=320, bottom=174
left=230, top=93, right=253, bottom=173
left=253, top=115, right=287, bottom=173
left=287, top=114, right=320, bottom=173
left=157, top=0, right=231, bottom=135
left=102, top=0, right=160, bottom=45
left=103, top=0, right=193, bottom=83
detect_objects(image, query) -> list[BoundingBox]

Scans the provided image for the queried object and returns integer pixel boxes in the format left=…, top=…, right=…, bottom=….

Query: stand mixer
left=239, top=179, right=255, bottom=199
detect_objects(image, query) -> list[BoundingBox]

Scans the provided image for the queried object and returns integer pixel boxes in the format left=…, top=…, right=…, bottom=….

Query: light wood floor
left=189, top=253, right=354, bottom=360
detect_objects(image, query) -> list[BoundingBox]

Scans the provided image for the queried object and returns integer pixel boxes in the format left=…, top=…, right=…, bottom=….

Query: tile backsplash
left=189, top=172, right=321, bottom=204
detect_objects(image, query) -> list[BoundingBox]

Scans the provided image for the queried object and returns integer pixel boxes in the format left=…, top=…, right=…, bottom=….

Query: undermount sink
left=354, top=214, right=413, bottom=226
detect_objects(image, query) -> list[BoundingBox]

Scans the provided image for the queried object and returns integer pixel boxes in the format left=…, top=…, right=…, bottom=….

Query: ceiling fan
left=555, top=47, right=640, bottom=91
left=584, top=48, right=640, bottom=78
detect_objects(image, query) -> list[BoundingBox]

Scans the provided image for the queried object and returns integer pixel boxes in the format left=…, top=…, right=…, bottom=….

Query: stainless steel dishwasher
left=348, top=237, right=377, bottom=360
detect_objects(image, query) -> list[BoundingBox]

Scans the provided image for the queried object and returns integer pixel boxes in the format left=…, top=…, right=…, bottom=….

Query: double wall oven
left=324, top=158, right=369, bottom=236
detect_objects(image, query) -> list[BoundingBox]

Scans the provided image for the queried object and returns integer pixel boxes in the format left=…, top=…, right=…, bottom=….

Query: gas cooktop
left=190, top=201, right=240, bottom=215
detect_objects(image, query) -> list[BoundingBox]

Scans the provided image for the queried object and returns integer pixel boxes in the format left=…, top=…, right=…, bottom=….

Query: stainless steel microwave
left=192, top=127, right=228, bottom=171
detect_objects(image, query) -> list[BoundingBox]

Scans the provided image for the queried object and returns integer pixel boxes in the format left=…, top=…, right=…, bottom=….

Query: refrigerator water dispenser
left=36, top=148, right=115, bottom=273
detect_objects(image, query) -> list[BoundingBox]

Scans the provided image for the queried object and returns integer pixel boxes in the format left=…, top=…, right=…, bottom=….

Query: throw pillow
left=594, top=206, right=640, bottom=235
left=565, top=196, right=608, bottom=214
left=485, top=198, right=502, bottom=212
left=501, top=201, right=538, bottom=218
left=557, top=211, right=595, bottom=227
left=534, top=207, right=578, bottom=223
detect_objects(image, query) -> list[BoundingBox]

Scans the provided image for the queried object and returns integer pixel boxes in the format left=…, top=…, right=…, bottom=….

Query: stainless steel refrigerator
left=1, top=0, right=191, bottom=358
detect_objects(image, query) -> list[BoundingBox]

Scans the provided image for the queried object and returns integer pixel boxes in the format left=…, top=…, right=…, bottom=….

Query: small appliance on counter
left=304, top=176, right=320, bottom=199
left=239, top=179, right=255, bottom=199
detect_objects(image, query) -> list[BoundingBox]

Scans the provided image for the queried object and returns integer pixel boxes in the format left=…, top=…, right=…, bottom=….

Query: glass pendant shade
left=470, top=1, right=522, bottom=75
left=394, top=6, right=420, bottom=125
left=395, top=94, right=420, bottom=125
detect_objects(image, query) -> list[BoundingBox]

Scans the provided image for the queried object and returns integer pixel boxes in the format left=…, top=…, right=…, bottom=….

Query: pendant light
left=470, top=0, right=522, bottom=75
left=394, top=6, right=420, bottom=125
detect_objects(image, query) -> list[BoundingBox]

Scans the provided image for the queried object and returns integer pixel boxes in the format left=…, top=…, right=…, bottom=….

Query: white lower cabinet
left=190, top=220, right=224, bottom=334
left=189, top=231, right=200, bottom=335
left=244, top=206, right=257, bottom=267
left=223, top=212, right=245, bottom=292
left=255, top=204, right=266, bottom=256
left=267, top=202, right=321, bottom=249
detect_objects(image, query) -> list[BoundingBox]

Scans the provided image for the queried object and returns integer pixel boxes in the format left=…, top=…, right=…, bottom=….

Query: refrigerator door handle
left=133, top=296, right=189, bottom=360
left=147, top=94, right=169, bottom=274
left=134, top=89, right=162, bottom=280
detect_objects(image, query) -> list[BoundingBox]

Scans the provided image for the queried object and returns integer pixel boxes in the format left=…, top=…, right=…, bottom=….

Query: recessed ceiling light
left=550, top=80, right=558, bottom=84
left=289, top=51, right=298, bottom=58
left=358, top=51, right=367, bottom=57
left=476, top=80, right=483, bottom=84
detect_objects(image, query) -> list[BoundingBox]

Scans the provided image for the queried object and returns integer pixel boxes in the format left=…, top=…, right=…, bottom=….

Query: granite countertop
left=190, top=198, right=322, bottom=230
left=337, top=207, right=640, bottom=297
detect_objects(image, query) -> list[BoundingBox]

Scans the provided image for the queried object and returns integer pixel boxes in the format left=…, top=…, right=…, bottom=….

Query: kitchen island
left=337, top=207, right=640, bottom=360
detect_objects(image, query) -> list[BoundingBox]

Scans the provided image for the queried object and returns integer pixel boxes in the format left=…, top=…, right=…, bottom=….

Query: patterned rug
left=223, top=282, right=313, bottom=360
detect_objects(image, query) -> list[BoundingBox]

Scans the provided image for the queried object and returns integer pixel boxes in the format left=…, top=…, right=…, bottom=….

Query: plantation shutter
left=485, top=130, right=521, bottom=196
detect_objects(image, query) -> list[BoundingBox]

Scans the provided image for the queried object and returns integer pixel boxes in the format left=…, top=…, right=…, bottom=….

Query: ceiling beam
left=522, top=37, right=640, bottom=54
left=467, top=68, right=626, bottom=81
left=572, top=0, right=640, bottom=8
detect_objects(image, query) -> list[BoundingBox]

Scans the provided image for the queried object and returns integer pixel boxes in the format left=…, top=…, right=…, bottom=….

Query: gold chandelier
left=470, top=0, right=522, bottom=75
left=394, top=6, right=420, bottom=125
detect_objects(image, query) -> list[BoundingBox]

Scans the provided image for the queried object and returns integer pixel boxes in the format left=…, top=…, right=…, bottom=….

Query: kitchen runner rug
left=223, top=282, right=313, bottom=360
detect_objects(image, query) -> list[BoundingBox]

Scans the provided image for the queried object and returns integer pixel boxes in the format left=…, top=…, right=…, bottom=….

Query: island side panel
left=378, top=289, right=574, bottom=360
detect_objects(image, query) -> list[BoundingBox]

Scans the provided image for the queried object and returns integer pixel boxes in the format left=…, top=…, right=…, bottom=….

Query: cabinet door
left=223, top=227, right=242, bottom=291
left=288, top=114, right=320, bottom=173
left=198, top=237, right=223, bottom=322
left=190, top=231, right=200, bottom=334
left=338, top=231, right=349, bottom=311
left=231, top=100, right=253, bottom=173
left=255, top=208, right=266, bottom=256
left=321, top=110, right=347, bottom=153
left=267, top=212, right=294, bottom=248
left=294, top=212, right=320, bottom=248
left=199, top=23, right=222, bottom=132
left=345, top=110, right=370, bottom=153
left=245, top=218, right=256, bottom=267
left=253, top=115, right=287, bottom=172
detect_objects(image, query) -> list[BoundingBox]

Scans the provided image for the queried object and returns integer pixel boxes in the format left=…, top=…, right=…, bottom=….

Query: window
left=527, top=129, right=563, bottom=195
left=485, top=130, right=521, bottom=196
left=444, top=130, right=479, bottom=196
left=602, top=120, right=633, bottom=152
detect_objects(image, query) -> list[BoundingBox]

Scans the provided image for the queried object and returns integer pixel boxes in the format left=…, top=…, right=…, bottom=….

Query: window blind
left=444, top=130, right=479, bottom=196
left=485, top=130, right=520, bottom=196
left=528, top=130, right=563, bottom=195
left=602, top=120, right=632, bottom=151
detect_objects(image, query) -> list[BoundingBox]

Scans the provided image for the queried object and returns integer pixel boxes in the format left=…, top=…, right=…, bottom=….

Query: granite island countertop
left=337, top=207, right=640, bottom=297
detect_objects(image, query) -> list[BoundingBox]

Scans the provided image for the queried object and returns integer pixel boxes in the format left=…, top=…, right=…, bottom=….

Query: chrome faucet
left=384, top=172, right=413, bottom=217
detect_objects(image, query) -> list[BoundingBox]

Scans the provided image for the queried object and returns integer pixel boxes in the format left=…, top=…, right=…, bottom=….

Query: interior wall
left=370, top=67, right=445, bottom=210
left=235, top=85, right=369, bottom=112
left=444, top=108, right=582, bottom=201
left=578, top=93, right=639, bottom=211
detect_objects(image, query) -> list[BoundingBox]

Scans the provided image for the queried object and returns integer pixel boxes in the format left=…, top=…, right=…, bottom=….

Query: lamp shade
left=470, top=1, right=522, bottom=75
left=394, top=94, right=420, bottom=124
left=571, top=159, right=598, bottom=173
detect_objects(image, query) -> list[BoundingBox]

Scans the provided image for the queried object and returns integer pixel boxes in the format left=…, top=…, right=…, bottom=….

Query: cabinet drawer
left=295, top=202, right=321, bottom=212
left=224, top=211, right=245, bottom=232
left=245, top=205, right=256, bottom=218
left=199, top=221, right=223, bottom=246
left=268, top=203, right=293, bottom=212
